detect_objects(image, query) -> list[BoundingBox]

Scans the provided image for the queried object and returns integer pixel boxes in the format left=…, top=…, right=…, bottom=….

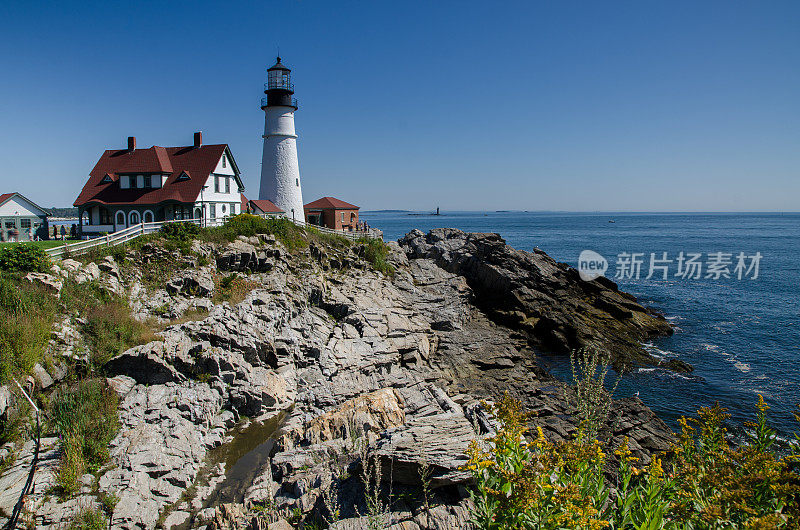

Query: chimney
left=127, top=136, right=136, bottom=151
left=193, top=131, right=202, bottom=148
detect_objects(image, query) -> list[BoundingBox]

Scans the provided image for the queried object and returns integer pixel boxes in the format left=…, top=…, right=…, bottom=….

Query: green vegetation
left=571, top=347, right=620, bottom=442
left=68, top=507, right=108, bottom=530
left=201, top=213, right=310, bottom=251
left=213, top=273, right=260, bottom=305
left=357, top=238, right=394, bottom=277
left=50, top=379, right=119, bottom=495
left=0, top=274, right=60, bottom=384
left=0, top=243, right=51, bottom=272
left=0, top=240, right=74, bottom=250
left=81, top=295, right=156, bottom=367
left=159, top=221, right=200, bottom=254
left=465, top=393, right=800, bottom=529
left=306, top=226, right=352, bottom=250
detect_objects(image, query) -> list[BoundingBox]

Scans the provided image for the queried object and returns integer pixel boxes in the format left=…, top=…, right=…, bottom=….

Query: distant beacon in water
left=259, top=57, right=305, bottom=221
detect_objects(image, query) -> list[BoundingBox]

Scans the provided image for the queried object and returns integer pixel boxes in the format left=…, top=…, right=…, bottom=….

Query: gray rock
left=99, top=255, right=121, bottom=278
left=0, top=386, right=11, bottom=418
left=24, top=272, right=62, bottom=294
left=104, top=342, right=187, bottom=385
left=166, top=268, right=214, bottom=297
left=32, top=363, right=54, bottom=389
left=74, top=261, right=101, bottom=284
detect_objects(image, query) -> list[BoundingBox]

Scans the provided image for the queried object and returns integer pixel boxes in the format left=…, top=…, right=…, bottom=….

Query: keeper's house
left=74, top=133, right=244, bottom=236
left=0, top=192, right=50, bottom=241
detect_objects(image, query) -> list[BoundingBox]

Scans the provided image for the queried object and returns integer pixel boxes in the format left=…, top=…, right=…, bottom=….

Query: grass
left=0, top=240, right=78, bottom=249
left=213, top=273, right=260, bottom=306
left=0, top=273, right=61, bottom=384
left=200, top=214, right=310, bottom=252
left=357, top=238, right=395, bottom=277
left=50, top=378, right=119, bottom=496
left=68, top=506, right=108, bottom=530
left=0, top=272, right=157, bottom=387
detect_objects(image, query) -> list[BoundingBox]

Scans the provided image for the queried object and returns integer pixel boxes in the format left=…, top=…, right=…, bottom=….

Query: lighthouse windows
left=296, top=178, right=299, bottom=187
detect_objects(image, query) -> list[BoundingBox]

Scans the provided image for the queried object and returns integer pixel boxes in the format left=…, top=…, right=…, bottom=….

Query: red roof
left=240, top=193, right=249, bottom=212
left=249, top=199, right=284, bottom=213
left=0, top=192, right=50, bottom=215
left=74, top=144, right=239, bottom=207
left=303, top=196, right=359, bottom=210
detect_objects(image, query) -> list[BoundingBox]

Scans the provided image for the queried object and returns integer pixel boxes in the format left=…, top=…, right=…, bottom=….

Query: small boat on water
left=608, top=219, right=616, bottom=223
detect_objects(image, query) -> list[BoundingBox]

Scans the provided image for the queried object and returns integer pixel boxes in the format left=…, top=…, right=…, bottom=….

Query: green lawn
left=0, top=240, right=79, bottom=249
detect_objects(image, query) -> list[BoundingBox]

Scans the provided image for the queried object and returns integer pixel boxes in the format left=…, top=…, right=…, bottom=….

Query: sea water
left=362, top=211, right=800, bottom=436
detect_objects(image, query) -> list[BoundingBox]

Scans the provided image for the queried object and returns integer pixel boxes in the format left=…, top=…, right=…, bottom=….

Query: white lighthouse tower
left=259, top=57, right=305, bottom=221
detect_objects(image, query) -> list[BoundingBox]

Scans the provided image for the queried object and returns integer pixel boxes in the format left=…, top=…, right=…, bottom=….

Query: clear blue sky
left=1, top=1, right=798, bottom=211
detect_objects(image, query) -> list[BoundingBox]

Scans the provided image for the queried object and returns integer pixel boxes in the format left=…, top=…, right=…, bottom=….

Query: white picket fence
left=44, top=215, right=380, bottom=260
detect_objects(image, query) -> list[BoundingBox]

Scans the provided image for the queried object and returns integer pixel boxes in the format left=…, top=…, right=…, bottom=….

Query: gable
left=0, top=194, right=49, bottom=217
left=210, top=147, right=244, bottom=191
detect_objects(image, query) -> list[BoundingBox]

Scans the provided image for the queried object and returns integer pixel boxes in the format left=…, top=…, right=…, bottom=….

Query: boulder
left=103, top=343, right=187, bottom=385
left=0, top=386, right=11, bottom=419
left=300, top=388, right=406, bottom=445
left=74, top=262, right=101, bottom=284
left=374, top=412, right=475, bottom=487
left=98, top=256, right=121, bottom=278
left=166, top=268, right=214, bottom=297
left=24, top=272, right=62, bottom=294
left=32, top=363, right=54, bottom=389
left=59, top=258, right=82, bottom=274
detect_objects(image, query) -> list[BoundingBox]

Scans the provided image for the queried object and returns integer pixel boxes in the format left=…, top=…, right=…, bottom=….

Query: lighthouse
left=259, top=57, right=305, bottom=221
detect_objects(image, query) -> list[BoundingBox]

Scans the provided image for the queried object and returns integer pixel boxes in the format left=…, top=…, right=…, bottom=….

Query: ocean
left=361, top=211, right=800, bottom=437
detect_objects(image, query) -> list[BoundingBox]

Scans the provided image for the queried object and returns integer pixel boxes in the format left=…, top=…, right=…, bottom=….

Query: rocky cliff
left=0, top=228, right=680, bottom=529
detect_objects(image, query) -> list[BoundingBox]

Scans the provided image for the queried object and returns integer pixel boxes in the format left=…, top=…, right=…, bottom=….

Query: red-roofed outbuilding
left=303, top=197, right=360, bottom=231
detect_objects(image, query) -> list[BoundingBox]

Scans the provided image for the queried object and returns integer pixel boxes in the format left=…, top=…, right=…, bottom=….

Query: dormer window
left=100, top=174, right=112, bottom=184
left=176, top=171, right=191, bottom=181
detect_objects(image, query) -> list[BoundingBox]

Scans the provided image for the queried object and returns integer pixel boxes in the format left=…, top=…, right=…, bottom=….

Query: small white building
left=0, top=192, right=50, bottom=241
left=74, top=132, right=246, bottom=235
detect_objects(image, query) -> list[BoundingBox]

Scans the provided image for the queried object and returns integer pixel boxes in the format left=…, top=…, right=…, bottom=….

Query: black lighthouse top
left=262, top=57, right=297, bottom=109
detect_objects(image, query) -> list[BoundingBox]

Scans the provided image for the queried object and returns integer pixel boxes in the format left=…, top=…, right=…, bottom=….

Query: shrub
left=202, top=214, right=308, bottom=252
left=465, top=394, right=800, bottom=529
left=213, top=273, right=260, bottom=306
left=357, top=238, right=394, bottom=277
left=0, top=244, right=51, bottom=272
left=159, top=221, right=200, bottom=241
left=50, top=379, right=119, bottom=495
left=570, top=347, right=619, bottom=442
left=68, top=507, right=107, bottom=530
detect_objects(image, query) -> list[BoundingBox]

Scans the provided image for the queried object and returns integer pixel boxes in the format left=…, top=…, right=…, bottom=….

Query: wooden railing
left=276, top=217, right=382, bottom=241
left=45, top=215, right=381, bottom=259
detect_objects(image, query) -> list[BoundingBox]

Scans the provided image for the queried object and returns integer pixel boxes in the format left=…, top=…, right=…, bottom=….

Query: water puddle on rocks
left=205, top=412, right=286, bottom=505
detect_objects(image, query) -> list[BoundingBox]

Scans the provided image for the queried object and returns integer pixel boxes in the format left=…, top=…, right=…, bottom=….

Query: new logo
left=578, top=250, right=608, bottom=281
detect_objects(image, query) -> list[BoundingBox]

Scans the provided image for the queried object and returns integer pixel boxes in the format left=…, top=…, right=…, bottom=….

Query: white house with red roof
left=0, top=192, right=50, bottom=241
left=74, top=132, right=246, bottom=236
